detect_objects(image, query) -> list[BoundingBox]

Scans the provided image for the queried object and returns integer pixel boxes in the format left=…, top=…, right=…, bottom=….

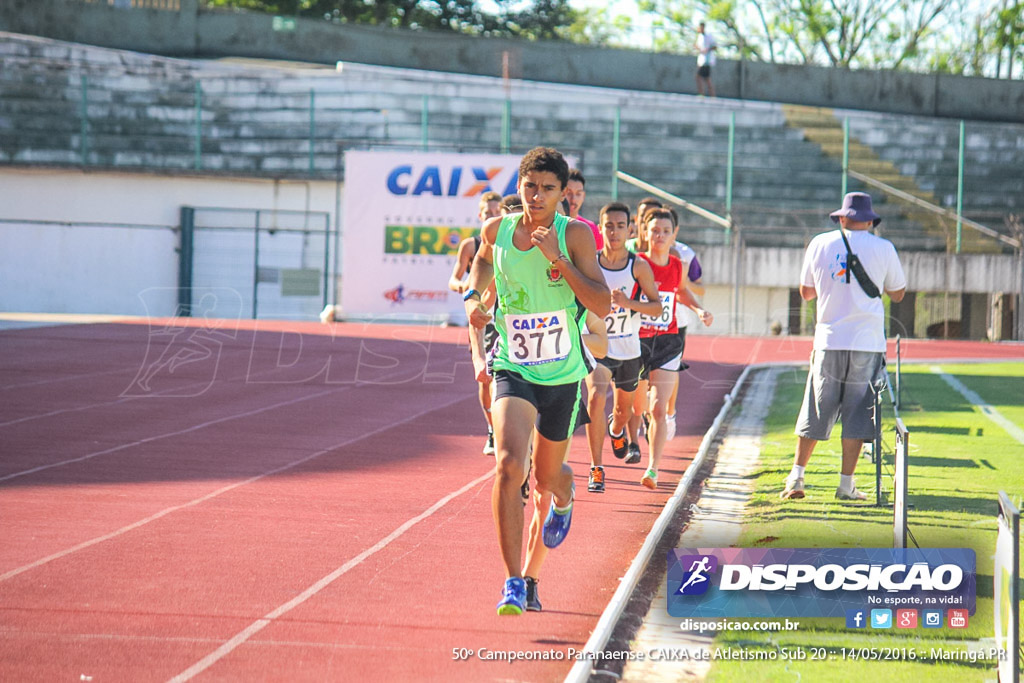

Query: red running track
left=1, top=320, right=1021, bottom=682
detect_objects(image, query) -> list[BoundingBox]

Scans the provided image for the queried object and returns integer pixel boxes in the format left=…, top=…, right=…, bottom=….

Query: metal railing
left=2, top=64, right=1019, bottom=247
left=78, top=0, right=182, bottom=9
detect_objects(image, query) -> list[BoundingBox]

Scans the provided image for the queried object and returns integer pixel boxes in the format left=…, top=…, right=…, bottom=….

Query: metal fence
left=5, top=63, right=1019, bottom=254
left=3, top=54, right=1023, bottom=336
left=180, top=207, right=332, bottom=320
left=79, top=0, right=182, bottom=9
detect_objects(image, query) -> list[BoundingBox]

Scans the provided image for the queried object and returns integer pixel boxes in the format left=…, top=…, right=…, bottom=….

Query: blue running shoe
left=542, top=482, right=575, bottom=548
left=496, top=577, right=527, bottom=615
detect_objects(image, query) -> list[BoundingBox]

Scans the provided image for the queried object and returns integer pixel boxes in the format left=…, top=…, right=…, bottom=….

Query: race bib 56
left=640, top=291, right=674, bottom=329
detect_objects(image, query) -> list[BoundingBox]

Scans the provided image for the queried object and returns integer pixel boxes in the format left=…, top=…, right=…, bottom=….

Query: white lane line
left=930, top=366, right=1024, bottom=445
left=0, top=360, right=424, bottom=482
left=0, top=389, right=476, bottom=583
left=0, top=352, right=334, bottom=428
left=0, top=628, right=418, bottom=651
left=0, top=366, right=131, bottom=392
left=167, top=466, right=494, bottom=683
left=0, top=387, right=337, bottom=483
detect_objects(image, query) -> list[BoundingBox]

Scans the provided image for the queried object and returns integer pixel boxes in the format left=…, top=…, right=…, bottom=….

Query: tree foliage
left=207, top=0, right=1023, bottom=77
left=630, top=0, right=1020, bottom=77
left=207, top=0, right=581, bottom=39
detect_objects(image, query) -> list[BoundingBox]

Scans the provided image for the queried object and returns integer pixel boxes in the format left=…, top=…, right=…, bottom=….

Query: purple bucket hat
left=830, top=192, right=881, bottom=227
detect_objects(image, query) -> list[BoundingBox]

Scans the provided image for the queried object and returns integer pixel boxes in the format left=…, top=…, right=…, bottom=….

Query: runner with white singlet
left=583, top=202, right=663, bottom=493
left=451, top=191, right=504, bottom=454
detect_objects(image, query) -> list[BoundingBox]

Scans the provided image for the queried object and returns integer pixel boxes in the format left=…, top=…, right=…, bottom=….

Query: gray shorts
left=795, top=350, right=886, bottom=441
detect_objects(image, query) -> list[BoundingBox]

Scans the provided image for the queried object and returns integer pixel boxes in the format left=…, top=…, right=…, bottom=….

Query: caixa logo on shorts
left=667, top=548, right=975, bottom=618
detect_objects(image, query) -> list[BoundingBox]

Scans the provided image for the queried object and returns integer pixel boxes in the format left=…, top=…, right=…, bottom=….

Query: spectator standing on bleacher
left=695, top=22, right=717, bottom=97
left=781, top=192, right=907, bottom=502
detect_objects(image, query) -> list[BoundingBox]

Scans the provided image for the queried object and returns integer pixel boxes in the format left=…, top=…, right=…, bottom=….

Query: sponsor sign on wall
left=341, top=151, right=522, bottom=321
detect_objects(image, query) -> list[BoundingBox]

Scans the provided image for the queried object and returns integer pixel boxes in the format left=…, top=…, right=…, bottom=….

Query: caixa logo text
left=386, top=165, right=519, bottom=197
left=510, top=315, right=562, bottom=330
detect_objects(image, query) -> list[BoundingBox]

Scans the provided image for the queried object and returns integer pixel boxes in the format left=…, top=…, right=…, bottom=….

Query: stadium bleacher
left=1, top=31, right=1022, bottom=254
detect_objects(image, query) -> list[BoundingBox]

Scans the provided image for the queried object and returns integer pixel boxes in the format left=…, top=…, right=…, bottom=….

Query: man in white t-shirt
left=695, top=22, right=717, bottom=97
left=781, top=192, right=907, bottom=502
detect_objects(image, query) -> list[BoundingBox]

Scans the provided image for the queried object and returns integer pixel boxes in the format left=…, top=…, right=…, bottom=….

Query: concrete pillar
left=889, top=291, right=916, bottom=339
left=181, top=0, right=200, bottom=57
left=989, top=293, right=1015, bottom=341
left=788, top=288, right=802, bottom=335
left=961, top=292, right=988, bottom=340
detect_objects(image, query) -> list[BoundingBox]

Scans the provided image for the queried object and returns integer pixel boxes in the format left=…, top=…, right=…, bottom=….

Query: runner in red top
left=632, top=208, right=713, bottom=489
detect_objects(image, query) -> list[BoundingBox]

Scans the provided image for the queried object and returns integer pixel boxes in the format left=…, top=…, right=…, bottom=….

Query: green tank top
left=492, top=213, right=588, bottom=385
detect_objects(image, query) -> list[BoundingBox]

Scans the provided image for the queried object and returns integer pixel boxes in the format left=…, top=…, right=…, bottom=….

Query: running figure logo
left=675, top=554, right=719, bottom=596
left=122, top=291, right=240, bottom=398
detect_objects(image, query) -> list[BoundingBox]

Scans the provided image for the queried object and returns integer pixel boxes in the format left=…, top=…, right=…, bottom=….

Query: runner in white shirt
left=782, top=193, right=907, bottom=502
left=450, top=191, right=503, bottom=455
left=695, top=22, right=717, bottom=97
left=584, top=202, right=663, bottom=493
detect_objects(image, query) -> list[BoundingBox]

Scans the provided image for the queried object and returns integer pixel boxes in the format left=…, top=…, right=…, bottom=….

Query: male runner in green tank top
left=464, top=147, right=610, bottom=615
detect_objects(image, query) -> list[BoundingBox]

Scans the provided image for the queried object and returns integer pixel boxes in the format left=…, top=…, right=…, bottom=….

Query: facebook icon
left=846, top=609, right=867, bottom=628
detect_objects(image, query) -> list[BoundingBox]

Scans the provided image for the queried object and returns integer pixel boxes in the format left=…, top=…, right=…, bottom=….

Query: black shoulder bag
left=838, top=229, right=881, bottom=299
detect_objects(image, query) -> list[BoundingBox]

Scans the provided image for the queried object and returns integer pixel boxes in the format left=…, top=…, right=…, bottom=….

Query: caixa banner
left=667, top=548, right=975, bottom=618
left=341, top=150, right=522, bottom=323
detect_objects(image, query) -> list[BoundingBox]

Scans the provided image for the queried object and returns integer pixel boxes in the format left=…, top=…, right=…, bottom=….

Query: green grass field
left=703, top=362, right=1024, bottom=682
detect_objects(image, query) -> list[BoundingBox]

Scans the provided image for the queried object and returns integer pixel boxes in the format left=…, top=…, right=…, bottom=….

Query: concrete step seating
left=781, top=104, right=1020, bottom=253
left=1, top=31, right=1021, bottom=253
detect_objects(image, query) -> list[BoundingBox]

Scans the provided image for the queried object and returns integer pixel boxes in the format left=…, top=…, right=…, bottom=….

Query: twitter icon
left=871, top=609, right=892, bottom=629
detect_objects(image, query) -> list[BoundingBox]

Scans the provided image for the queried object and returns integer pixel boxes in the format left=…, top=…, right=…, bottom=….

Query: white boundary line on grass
left=930, top=366, right=1024, bottom=445
left=565, top=355, right=1024, bottom=683
left=564, top=362, right=777, bottom=683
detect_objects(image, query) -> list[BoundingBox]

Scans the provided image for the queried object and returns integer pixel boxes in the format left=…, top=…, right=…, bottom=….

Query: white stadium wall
left=0, top=167, right=338, bottom=316
left=2, top=165, right=1016, bottom=333
left=699, top=286, right=793, bottom=337
left=3, top=220, right=178, bottom=316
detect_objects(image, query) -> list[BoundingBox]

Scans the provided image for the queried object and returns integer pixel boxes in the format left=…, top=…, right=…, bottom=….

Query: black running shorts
left=493, top=370, right=589, bottom=441
left=483, top=322, right=499, bottom=374
left=639, top=334, right=684, bottom=380
left=596, top=355, right=642, bottom=393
